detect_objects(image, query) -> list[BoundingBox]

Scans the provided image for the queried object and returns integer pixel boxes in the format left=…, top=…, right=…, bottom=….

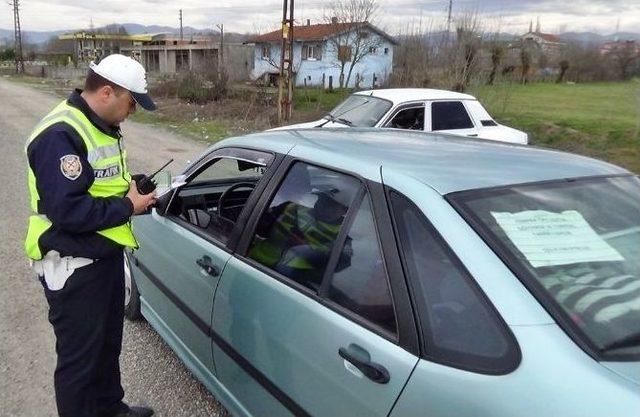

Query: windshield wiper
left=315, top=99, right=369, bottom=127
left=600, top=331, right=640, bottom=353
left=317, top=114, right=353, bottom=127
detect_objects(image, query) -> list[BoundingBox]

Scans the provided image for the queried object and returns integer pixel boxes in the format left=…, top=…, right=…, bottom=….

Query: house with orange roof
left=246, top=19, right=397, bottom=88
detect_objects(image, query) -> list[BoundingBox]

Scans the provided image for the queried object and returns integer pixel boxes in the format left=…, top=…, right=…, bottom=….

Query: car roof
left=219, top=128, right=629, bottom=195
left=354, top=88, right=476, bottom=104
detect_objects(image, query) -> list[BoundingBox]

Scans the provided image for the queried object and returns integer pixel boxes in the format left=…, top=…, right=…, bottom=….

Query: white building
left=247, top=21, right=397, bottom=89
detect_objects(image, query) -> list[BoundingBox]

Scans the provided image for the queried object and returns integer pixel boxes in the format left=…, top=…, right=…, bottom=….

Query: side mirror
left=153, top=172, right=187, bottom=216
left=154, top=190, right=173, bottom=216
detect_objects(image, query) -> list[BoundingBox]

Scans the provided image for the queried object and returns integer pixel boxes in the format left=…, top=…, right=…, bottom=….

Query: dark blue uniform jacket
left=27, top=90, right=134, bottom=259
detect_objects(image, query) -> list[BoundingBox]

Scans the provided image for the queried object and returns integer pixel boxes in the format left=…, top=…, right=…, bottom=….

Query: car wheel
left=124, top=250, right=142, bottom=321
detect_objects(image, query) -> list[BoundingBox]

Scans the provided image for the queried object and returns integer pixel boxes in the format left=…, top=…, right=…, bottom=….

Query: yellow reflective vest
left=24, top=100, right=137, bottom=260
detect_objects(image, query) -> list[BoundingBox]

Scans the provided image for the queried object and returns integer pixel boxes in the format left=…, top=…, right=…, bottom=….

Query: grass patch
left=130, top=105, right=231, bottom=144
left=293, top=87, right=350, bottom=112
left=471, top=81, right=640, bottom=172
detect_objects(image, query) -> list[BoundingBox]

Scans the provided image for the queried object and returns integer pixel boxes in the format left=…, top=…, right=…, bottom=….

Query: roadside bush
left=177, top=71, right=228, bottom=104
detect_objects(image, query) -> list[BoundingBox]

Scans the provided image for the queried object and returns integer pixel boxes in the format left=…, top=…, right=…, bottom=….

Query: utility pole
left=179, top=9, right=183, bottom=41
left=216, top=23, right=224, bottom=76
left=11, top=0, right=24, bottom=74
left=446, top=0, right=453, bottom=33
left=278, top=0, right=294, bottom=123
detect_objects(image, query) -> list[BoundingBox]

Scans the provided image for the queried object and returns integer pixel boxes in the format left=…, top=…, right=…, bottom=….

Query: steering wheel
left=216, top=182, right=256, bottom=221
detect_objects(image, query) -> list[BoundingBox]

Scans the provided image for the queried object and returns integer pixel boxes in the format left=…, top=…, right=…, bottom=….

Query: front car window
left=168, top=151, right=273, bottom=244
left=328, top=95, right=392, bottom=127
left=384, top=106, right=425, bottom=131
left=450, top=176, right=640, bottom=360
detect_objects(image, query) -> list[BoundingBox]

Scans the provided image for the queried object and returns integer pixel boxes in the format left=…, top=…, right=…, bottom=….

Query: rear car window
left=390, top=192, right=520, bottom=373
left=431, top=101, right=474, bottom=131
left=450, top=176, right=640, bottom=360
left=247, top=162, right=361, bottom=292
left=328, top=195, right=397, bottom=335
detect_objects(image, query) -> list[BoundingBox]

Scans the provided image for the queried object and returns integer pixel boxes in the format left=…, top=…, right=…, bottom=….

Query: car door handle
left=467, top=133, right=478, bottom=137
left=338, top=346, right=390, bottom=384
left=196, top=255, right=220, bottom=277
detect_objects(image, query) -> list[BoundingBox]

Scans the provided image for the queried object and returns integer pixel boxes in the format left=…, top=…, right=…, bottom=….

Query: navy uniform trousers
left=40, top=250, right=128, bottom=417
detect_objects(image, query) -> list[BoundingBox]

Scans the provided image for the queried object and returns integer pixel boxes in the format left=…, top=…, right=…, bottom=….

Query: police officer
left=25, top=54, right=157, bottom=417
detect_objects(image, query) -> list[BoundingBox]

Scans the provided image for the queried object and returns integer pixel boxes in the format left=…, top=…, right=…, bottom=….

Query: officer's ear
left=97, top=85, right=119, bottom=102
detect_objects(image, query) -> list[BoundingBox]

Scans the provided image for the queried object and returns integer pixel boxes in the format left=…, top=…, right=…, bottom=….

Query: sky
left=2, top=0, right=639, bottom=35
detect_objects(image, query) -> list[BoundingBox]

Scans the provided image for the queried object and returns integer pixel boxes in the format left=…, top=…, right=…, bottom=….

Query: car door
left=427, top=100, right=480, bottom=137
left=211, top=159, right=419, bottom=417
left=130, top=147, right=277, bottom=377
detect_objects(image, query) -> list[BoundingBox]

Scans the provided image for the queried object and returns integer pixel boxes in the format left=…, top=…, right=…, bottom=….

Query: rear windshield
left=450, top=176, right=640, bottom=360
left=328, top=95, right=392, bottom=127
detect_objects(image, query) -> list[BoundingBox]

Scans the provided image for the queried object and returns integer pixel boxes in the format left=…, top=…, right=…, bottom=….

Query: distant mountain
left=0, top=28, right=67, bottom=45
left=1, top=24, right=639, bottom=47
left=0, top=23, right=247, bottom=47
left=559, top=32, right=640, bottom=44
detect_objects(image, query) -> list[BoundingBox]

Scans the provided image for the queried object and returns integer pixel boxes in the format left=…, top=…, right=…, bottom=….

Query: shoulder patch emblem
left=60, top=154, right=82, bottom=180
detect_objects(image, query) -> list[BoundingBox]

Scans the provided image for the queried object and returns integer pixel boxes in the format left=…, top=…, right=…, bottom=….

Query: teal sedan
left=125, top=129, right=640, bottom=417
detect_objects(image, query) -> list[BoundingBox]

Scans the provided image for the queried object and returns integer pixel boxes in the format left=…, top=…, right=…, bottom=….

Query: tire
left=124, top=250, right=142, bottom=321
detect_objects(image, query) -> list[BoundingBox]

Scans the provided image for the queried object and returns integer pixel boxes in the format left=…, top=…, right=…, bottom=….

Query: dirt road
left=0, top=77, right=228, bottom=416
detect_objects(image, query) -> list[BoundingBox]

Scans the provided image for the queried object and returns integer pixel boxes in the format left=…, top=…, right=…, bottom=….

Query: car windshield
left=451, top=176, right=640, bottom=359
left=327, top=95, right=392, bottom=127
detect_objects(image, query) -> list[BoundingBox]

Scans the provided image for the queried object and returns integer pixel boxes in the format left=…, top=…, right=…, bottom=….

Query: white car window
left=431, top=101, right=474, bottom=131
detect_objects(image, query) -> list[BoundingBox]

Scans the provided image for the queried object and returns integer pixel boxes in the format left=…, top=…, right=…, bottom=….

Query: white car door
left=427, top=100, right=480, bottom=138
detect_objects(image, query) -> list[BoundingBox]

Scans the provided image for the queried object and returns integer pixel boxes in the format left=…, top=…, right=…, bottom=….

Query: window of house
left=384, top=47, right=389, bottom=55
left=368, top=46, right=377, bottom=54
left=302, top=44, right=322, bottom=60
left=261, top=45, right=270, bottom=60
left=390, top=192, right=518, bottom=373
left=247, top=162, right=361, bottom=293
left=431, top=101, right=474, bottom=131
left=328, top=195, right=397, bottom=334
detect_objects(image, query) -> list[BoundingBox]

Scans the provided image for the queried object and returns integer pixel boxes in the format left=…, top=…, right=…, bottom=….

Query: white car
left=273, top=88, right=528, bottom=144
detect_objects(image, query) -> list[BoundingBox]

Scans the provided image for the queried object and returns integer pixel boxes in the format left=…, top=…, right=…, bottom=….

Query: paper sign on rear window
left=491, top=210, right=624, bottom=268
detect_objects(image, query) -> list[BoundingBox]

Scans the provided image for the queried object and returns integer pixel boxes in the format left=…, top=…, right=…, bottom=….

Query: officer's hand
left=127, top=180, right=157, bottom=215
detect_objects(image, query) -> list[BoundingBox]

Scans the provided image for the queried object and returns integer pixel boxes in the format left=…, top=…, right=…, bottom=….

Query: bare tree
left=391, top=18, right=438, bottom=87
left=607, top=40, right=640, bottom=80
left=520, top=44, right=532, bottom=84
left=487, top=41, right=504, bottom=85
left=324, top=0, right=382, bottom=88
left=563, top=41, right=607, bottom=82
left=556, top=59, right=569, bottom=83
left=446, top=12, right=483, bottom=92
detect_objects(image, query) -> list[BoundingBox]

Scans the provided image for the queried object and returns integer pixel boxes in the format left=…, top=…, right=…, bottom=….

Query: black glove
left=132, top=174, right=157, bottom=195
